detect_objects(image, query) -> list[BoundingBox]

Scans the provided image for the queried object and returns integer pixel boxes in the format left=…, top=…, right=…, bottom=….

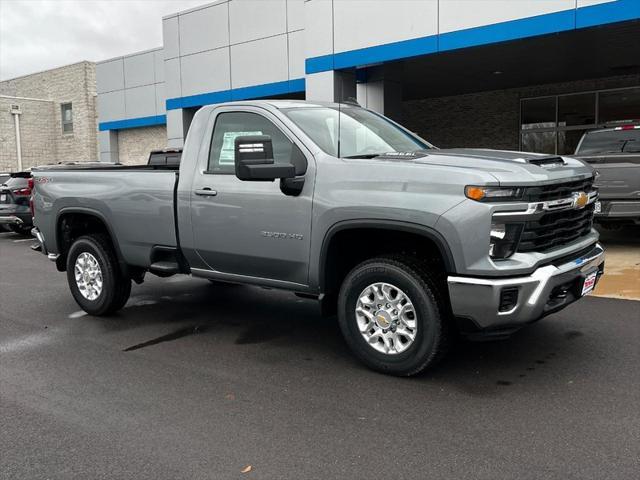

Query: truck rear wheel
left=66, top=234, right=131, bottom=316
left=337, top=255, right=450, bottom=376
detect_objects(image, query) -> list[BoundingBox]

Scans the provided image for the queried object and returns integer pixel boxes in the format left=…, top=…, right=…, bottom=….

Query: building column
left=356, top=65, right=403, bottom=122
left=166, top=109, right=185, bottom=148
left=305, top=70, right=357, bottom=103
left=98, top=130, right=119, bottom=163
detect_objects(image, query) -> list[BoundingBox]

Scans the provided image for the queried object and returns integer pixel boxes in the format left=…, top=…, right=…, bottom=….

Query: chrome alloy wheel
left=74, top=252, right=103, bottom=301
left=355, top=282, right=418, bottom=355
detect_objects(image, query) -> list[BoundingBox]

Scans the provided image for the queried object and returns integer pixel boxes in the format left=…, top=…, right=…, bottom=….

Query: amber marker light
left=465, top=186, right=486, bottom=201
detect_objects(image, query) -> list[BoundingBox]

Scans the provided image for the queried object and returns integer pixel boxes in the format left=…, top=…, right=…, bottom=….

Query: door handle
left=195, top=188, right=218, bottom=197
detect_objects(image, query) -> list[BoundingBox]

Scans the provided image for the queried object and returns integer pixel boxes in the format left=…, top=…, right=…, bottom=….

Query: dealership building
left=0, top=62, right=98, bottom=172
left=96, top=0, right=640, bottom=164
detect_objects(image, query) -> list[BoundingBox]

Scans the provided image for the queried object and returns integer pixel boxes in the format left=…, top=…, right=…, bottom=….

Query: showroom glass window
left=61, top=103, right=73, bottom=133
left=520, top=86, right=639, bottom=155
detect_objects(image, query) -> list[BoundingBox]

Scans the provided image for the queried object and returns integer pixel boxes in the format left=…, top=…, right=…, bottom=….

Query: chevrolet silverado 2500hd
left=32, top=100, right=605, bottom=376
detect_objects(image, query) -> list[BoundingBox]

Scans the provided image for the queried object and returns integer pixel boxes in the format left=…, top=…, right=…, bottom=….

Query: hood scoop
left=526, top=156, right=567, bottom=169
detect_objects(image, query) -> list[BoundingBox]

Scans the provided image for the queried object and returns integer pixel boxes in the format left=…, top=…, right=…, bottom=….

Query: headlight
left=489, top=223, right=523, bottom=259
left=465, top=186, right=524, bottom=202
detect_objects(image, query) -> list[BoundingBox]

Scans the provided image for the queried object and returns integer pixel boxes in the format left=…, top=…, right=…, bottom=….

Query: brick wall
left=117, top=125, right=168, bottom=165
left=402, top=74, right=640, bottom=150
left=0, top=62, right=97, bottom=168
left=0, top=97, right=57, bottom=172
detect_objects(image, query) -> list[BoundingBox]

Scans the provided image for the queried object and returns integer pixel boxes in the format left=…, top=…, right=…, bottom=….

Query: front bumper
left=447, top=243, right=605, bottom=336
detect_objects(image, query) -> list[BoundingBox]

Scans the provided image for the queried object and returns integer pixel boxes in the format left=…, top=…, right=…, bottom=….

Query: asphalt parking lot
left=1, top=230, right=639, bottom=480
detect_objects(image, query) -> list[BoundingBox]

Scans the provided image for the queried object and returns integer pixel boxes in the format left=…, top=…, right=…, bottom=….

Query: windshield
left=577, top=129, right=640, bottom=154
left=282, top=106, right=432, bottom=158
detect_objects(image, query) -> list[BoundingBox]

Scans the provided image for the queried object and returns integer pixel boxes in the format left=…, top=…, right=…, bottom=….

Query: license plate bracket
left=594, top=201, right=601, bottom=214
left=581, top=270, right=598, bottom=296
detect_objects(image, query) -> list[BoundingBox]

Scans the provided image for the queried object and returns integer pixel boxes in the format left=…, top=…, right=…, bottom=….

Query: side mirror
left=234, top=135, right=295, bottom=181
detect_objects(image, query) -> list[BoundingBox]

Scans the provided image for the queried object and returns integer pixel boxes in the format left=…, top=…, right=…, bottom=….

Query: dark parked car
left=0, top=173, right=10, bottom=231
left=0, top=172, right=33, bottom=235
left=573, top=125, right=640, bottom=226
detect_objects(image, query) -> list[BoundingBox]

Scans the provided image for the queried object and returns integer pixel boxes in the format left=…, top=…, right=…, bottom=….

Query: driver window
left=208, top=112, right=295, bottom=173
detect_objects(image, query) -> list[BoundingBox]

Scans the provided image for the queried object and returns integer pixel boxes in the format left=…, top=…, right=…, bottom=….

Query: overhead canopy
left=396, top=20, right=640, bottom=100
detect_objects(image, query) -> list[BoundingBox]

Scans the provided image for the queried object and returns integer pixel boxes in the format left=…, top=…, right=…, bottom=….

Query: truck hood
left=407, top=148, right=595, bottom=185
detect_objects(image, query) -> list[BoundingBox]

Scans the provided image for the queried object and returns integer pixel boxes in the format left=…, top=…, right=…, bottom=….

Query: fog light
left=490, top=223, right=523, bottom=259
left=499, top=287, right=519, bottom=312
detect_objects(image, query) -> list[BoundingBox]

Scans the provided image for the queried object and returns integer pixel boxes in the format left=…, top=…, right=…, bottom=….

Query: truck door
left=189, top=107, right=315, bottom=288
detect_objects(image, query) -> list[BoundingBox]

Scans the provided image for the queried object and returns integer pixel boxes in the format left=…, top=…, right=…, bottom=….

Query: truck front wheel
left=337, top=256, right=450, bottom=376
left=66, top=234, right=131, bottom=316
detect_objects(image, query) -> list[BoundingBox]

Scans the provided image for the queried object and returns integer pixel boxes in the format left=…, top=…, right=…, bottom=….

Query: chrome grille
left=522, top=177, right=595, bottom=202
left=517, top=203, right=595, bottom=253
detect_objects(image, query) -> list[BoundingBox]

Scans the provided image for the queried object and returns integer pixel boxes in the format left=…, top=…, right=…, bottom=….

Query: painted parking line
left=13, top=238, right=36, bottom=243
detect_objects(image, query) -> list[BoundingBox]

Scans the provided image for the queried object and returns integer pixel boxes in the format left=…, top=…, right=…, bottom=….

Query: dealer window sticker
left=219, top=131, right=262, bottom=165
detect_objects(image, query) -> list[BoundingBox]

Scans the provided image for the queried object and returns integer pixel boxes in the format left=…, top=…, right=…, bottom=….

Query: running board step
left=149, top=261, right=181, bottom=275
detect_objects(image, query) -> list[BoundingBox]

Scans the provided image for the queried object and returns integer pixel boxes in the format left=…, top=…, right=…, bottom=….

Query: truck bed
left=33, top=166, right=179, bottom=268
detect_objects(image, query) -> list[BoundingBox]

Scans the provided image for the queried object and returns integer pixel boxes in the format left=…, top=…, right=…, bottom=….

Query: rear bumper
left=595, top=200, right=640, bottom=222
left=447, top=243, right=605, bottom=336
left=0, top=214, right=30, bottom=225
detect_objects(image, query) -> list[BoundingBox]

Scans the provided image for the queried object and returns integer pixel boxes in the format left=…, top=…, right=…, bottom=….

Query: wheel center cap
left=375, top=311, right=392, bottom=329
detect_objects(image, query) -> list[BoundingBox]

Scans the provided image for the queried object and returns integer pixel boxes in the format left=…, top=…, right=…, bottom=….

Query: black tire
left=66, top=234, right=131, bottom=316
left=337, top=255, right=451, bottom=376
left=9, top=224, right=32, bottom=236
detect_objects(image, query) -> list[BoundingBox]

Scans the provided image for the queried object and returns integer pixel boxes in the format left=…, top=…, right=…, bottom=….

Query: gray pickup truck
left=32, top=100, right=605, bottom=376
left=573, top=125, right=640, bottom=226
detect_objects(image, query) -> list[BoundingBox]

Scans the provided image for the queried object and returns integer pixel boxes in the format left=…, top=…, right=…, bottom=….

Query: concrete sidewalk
left=592, top=225, right=640, bottom=301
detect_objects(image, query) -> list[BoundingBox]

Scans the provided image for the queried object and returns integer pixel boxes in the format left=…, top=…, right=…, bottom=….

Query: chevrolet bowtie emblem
left=572, top=191, right=588, bottom=209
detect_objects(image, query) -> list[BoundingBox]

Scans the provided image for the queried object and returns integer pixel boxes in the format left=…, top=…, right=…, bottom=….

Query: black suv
left=0, top=172, right=33, bottom=235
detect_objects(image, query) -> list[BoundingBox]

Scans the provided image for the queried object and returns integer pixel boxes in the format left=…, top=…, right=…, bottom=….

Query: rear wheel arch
left=55, top=208, right=127, bottom=274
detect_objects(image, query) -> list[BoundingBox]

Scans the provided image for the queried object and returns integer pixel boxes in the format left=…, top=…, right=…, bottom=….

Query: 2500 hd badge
left=261, top=231, right=304, bottom=240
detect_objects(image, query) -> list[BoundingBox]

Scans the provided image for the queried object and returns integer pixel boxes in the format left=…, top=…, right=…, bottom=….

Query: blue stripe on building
left=98, top=114, right=166, bottom=132
left=306, top=0, right=640, bottom=74
left=166, top=78, right=306, bottom=110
